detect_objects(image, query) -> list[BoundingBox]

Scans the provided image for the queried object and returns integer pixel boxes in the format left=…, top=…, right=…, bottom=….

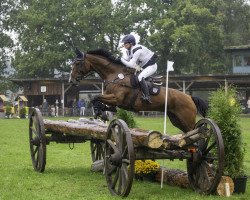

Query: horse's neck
left=87, top=55, right=126, bottom=80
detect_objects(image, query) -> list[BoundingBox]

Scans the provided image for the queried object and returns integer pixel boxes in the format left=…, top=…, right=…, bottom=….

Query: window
left=244, top=56, right=250, bottom=66
left=234, top=55, right=242, bottom=66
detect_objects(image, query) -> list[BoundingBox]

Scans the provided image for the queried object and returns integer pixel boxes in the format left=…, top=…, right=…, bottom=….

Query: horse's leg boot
left=140, top=78, right=152, bottom=104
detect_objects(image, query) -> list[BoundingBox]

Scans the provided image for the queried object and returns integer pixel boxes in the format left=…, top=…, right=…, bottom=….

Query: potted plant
left=207, top=87, right=247, bottom=193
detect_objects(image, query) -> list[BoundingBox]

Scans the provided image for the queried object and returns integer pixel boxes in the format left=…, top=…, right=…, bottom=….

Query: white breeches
left=138, top=63, right=157, bottom=82
left=80, top=107, right=85, bottom=116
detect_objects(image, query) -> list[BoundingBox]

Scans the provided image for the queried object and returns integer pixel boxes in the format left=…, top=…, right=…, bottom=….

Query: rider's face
left=123, top=43, right=131, bottom=49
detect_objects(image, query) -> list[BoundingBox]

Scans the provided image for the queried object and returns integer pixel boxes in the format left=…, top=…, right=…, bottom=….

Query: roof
left=16, top=95, right=28, bottom=102
left=224, top=45, right=250, bottom=52
left=0, top=95, right=8, bottom=102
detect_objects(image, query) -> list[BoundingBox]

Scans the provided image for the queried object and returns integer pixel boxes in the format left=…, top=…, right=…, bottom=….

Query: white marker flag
left=167, top=60, right=174, bottom=72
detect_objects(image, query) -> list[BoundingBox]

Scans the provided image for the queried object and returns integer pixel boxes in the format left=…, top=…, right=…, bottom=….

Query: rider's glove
left=134, top=65, right=141, bottom=72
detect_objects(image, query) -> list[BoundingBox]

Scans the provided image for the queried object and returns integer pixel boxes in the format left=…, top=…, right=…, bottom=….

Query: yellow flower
left=134, top=160, right=160, bottom=175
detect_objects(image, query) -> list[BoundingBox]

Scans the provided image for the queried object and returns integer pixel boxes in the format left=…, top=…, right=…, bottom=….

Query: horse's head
left=69, top=48, right=92, bottom=85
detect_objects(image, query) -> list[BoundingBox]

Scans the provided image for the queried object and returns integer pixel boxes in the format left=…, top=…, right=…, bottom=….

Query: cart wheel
left=29, top=108, right=46, bottom=172
left=90, top=140, right=105, bottom=162
left=187, top=118, right=224, bottom=194
left=105, top=119, right=135, bottom=197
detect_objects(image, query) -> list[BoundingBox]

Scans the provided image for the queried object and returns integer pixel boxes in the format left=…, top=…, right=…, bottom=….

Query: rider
left=120, top=34, right=157, bottom=104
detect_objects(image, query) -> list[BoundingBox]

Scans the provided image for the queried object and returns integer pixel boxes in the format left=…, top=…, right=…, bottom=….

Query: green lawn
left=0, top=117, right=249, bottom=200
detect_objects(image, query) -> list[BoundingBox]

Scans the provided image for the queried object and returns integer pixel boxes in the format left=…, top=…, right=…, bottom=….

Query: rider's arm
left=121, top=50, right=130, bottom=61
left=121, top=49, right=141, bottom=68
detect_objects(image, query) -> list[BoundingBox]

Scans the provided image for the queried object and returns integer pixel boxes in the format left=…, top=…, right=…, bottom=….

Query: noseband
left=71, top=55, right=97, bottom=82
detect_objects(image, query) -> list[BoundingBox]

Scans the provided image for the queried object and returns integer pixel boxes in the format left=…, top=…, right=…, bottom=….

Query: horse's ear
left=75, top=48, right=84, bottom=58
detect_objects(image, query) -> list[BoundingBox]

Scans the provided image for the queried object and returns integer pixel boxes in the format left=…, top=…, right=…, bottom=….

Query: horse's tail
left=191, top=96, right=208, bottom=117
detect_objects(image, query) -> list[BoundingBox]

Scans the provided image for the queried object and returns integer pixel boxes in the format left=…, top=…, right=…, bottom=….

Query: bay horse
left=69, top=49, right=208, bottom=132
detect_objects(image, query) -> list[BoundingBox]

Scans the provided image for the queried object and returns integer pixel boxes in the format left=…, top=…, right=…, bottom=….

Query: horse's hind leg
left=167, top=111, right=189, bottom=133
left=168, top=107, right=196, bottom=133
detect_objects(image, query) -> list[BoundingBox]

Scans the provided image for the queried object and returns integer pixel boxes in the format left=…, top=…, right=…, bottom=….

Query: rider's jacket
left=121, top=44, right=156, bottom=69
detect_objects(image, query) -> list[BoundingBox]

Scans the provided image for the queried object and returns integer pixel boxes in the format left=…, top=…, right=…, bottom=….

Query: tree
left=0, top=0, right=14, bottom=93
left=223, top=0, right=250, bottom=46
left=150, top=0, right=226, bottom=74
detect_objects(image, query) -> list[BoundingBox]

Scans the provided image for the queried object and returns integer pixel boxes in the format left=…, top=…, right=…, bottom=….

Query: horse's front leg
left=95, top=94, right=118, bottom=106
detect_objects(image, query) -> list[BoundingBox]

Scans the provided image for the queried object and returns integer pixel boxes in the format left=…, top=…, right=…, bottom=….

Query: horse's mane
left=87, top=49, right=125, bottom=66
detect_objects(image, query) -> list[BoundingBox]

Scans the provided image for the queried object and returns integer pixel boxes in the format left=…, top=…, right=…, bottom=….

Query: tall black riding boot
left=140, top=78, right=152, bottom=104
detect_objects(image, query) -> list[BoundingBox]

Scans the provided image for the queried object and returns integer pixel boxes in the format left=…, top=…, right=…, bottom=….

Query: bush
left=20, top=107, right=29, bottom=118
left=207, top=87, right=245, bottom=178
left=5, top=106, right=13, bottom=116
left=116, top=108, right=137, bottom=128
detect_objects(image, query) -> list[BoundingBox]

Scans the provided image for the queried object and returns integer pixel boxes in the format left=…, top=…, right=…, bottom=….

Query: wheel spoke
left=119, top=132, right=124, bottom=152
left=112, top=127, right=119, bottom=144
left=107, top=139, right=119, bottom=153
left=92, top=144, right=97, bottom=152
left=32, top=146, right=39, bottom=156
left=111, top=168, right=120, bottom=189
left=122, top=158, right=130, bottom=165
left=122, top=145, right=128, bottom=157
left=118, top=169, right=123, bottom=194
left=31, top=126, right=38, bottom=136
left=121, top=163, right=128, bottom=181
left=203, top=141, right=216, bottom=155
left=107, top=165, right=117, bottom=176
left=35, top=149, right=39, bottom=168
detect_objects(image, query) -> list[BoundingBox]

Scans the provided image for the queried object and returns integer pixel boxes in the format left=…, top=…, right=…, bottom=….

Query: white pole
left=161, top=69, right=169, bottom=189
left=163, top=70, right=169, bottom=135
left=161, top=60, right=174, bottom=189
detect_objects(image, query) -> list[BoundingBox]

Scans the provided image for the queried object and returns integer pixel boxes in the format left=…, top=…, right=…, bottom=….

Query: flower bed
left=134, top=160, right=160, bottom=181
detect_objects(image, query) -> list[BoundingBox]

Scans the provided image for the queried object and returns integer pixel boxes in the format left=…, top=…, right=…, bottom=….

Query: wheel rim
left=29, top=108, right=46, bottom=172
left=105, top=119, right=135, bottom=197
left=90, top=140, right=105, bottom=162
left=187, top=118, right=224, bottom=194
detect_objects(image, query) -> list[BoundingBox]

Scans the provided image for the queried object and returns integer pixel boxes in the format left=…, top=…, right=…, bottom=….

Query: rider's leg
left=140, top=78, right=152, bottom=103
left=138, top=64, right=157, bottom=104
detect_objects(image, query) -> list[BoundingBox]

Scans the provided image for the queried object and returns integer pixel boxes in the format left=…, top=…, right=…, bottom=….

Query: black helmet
left=122, top=34, right=136, bottom=45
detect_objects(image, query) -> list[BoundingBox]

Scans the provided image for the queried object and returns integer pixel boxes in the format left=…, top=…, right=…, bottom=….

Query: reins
left=103, top=72, right=134, bottom=89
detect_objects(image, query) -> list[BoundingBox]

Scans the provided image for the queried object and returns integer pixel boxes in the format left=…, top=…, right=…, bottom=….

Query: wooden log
left=156, top=168, right=234, bottom=196
left=155, top=167, right=189, bottom=188
left=162, top=134, right=182, bottom=149
left=44, top=118, right=163, bottom=149
left=216, top=176, right=234, bottom=196
left=91, top=159, right=104, bottom=172
left=44, top=118, right=107, bottom=140
left=162, top=127, right=208, bottom=149
left=130, top=129, right=163, bottom=149
left=178, top=127, right=208, bottom=147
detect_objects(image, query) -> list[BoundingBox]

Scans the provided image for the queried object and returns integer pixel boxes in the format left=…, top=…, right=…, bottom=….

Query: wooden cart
left=29, top=108, right=224, bottom=197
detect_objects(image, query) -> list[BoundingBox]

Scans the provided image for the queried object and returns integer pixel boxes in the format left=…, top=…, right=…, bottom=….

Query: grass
left=0, top=116, right=249, bottom=200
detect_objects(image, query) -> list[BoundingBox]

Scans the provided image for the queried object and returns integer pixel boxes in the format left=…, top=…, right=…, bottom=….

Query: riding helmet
left=122, top=34, right=136, bottom=45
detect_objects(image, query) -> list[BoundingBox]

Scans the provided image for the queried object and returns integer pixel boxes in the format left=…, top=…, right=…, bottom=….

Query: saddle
left=130, top=74, right=162, bottom=95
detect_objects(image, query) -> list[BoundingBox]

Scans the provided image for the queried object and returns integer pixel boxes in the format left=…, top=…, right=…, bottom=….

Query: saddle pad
left=149, top=86, right=161, bottom=95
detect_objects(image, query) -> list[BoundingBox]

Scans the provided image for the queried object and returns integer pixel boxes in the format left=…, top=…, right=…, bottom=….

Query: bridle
left=71, top=55, right=94, bottom=82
